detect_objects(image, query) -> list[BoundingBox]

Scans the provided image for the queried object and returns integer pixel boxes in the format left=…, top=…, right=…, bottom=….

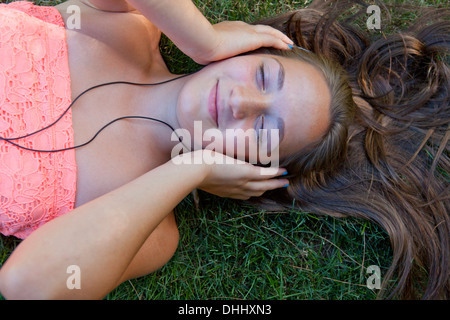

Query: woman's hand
left=175, top=150, right=289, bottom=200
left=192, top=21, right=294, bottom=65
left=124, top=0, right=293, bottom=65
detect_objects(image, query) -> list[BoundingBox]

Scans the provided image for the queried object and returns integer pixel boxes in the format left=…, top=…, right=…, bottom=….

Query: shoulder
left=55, top=0, right=159, bottom=59
left=55, top=0, right=162, bottom=95
left=55, top=0, right=141, bottom=24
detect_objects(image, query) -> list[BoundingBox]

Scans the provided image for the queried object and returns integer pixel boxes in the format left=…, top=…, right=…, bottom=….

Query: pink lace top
left=0, top=2, right=76, bottom=239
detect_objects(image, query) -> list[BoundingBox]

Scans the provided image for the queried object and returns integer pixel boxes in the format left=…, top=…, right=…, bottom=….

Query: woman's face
left=176, top=53, right=331, bottom=163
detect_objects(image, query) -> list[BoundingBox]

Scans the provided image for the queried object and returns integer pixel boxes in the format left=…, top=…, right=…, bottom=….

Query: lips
left=208, top=80, right=219, bottom=127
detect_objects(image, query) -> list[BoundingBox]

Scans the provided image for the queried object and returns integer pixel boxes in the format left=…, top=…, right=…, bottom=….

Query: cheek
left=199, top=123, right=279, bottom=162
left=199, top=129, right=257, bottom=161
left=226, top=132, right=257, bottom=162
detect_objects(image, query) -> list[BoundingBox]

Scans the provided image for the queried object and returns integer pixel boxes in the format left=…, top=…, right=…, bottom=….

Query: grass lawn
left=0, top=0, right=447, bottom=300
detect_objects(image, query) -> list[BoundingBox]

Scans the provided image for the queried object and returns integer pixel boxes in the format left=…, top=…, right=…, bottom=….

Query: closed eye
left=259, top=63, right=266, bottom=91
left=258, top=114, right=265, bottom=144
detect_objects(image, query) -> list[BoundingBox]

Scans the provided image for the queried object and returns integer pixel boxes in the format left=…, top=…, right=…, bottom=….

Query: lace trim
left=0, top=3, right=76, bottom=239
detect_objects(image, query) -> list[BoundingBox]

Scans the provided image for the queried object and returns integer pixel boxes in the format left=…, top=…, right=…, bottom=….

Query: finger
left=253, top=24, right=294, bottom=45
left=251, top=166, right=288, bottom=180
left=271, top=39, right=293, bottom=50
left=227, top=176, right=289, bottom=200
left=244, top=178, right=290, bottom=196
left=254, top=33, right=293, bottom=51
left=248, top=176, right=289, bottom=191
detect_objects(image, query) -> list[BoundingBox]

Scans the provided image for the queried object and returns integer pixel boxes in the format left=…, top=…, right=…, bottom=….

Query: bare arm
left=82, top=0, right=135, bottom=12
left=0, top=156, right=206, bottom=299
left=125, top=0, right=217, bottom=63
left=0, top=151, right=288, bottom=299
left=85, top=0, right=293, bottom=64
left=125, top=0, right=293, bottom=64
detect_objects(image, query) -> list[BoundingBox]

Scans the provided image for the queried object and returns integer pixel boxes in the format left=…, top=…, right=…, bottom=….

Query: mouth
left=208, top=80, right=219, bottom=127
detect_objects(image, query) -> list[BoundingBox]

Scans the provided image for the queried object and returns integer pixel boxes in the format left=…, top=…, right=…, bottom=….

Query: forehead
left=274, top=55, right=331, bottom=158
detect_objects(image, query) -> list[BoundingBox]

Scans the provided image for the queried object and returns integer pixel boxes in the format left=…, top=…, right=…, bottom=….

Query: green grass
left=105, top=195, right=392, bottom=300
left=0, top=0, right=447, bottom=300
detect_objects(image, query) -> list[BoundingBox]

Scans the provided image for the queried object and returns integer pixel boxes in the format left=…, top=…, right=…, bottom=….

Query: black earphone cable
left=0, top=72, right=194, bottom=153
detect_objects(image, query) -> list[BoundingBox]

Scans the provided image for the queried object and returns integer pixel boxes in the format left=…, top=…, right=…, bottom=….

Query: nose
left=229, top=85, right=271, bottom=119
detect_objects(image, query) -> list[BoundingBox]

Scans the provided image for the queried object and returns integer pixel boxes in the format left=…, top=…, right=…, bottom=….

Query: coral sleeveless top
left=0, top=2, right=76, bottom=239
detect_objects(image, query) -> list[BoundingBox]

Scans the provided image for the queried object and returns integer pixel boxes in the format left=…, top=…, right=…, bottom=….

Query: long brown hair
left=249, top=0, right=449, bottom=299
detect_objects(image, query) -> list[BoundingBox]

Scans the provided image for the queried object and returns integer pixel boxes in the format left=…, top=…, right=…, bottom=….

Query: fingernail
left=283, top=184, right=289, bottom=188
left=282, top=171, right=288, bottom=176
left=287, top=44, right=293, bottom=49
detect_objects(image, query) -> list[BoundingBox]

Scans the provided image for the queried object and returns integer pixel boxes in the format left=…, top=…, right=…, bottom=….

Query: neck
left=131, top=73, right=192, bottom=157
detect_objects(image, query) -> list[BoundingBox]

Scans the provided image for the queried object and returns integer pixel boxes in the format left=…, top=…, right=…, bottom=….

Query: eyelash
left=259, top=63, right=266, bottom=91
left=258, top=114, right=265, bottom=144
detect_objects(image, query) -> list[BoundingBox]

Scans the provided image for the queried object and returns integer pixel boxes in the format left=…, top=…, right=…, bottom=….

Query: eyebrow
left=272, top=57, right=285, bottom=90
